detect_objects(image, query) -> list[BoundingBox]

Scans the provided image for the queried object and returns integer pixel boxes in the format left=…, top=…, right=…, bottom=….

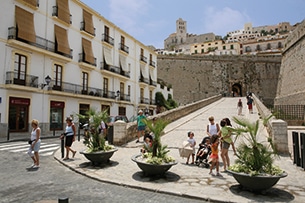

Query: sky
left=81, top=0, right=305, bottom=49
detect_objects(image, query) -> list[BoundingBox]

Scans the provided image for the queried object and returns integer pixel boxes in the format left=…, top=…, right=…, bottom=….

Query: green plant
left=142, top=118, right=175, bottom=164
left=77, top=108, right=113, bottom=153
left=228, top=115, right=284, bottom=176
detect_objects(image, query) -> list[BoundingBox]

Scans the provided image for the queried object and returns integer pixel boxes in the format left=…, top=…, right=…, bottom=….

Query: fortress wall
left=157, top=55, right=282, bottom=106
left=275, top=19, right=305, bottom=105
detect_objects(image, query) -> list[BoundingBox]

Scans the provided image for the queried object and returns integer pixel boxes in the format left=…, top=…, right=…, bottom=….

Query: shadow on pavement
left=78, top=160, right=119, bottom=169
left=229, top=185, right=295, bottom=202
left=132, top=171, right=180, bottom=183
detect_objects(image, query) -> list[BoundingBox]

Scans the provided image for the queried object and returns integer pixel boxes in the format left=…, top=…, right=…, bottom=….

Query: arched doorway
left=232, top=83, right=242, bottom=97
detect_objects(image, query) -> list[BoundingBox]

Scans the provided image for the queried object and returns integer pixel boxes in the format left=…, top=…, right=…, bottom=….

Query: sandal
left=63, top=157, right=69, bottom=160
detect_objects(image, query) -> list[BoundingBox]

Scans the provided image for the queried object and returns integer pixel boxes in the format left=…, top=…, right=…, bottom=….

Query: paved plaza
left=54, top=97, right=305, bottom=203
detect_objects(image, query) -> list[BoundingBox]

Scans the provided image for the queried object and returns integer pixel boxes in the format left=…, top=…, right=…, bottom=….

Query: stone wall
left=113, top=95, right=222, bottom=145
left=274, top=19, right=305, bottom=105
left=157, top=55, right=282, bottom=107
left=253, top=94, right=289, bottom=154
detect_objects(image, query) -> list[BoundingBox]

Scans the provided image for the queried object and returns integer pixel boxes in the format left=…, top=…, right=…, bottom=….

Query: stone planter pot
left=227, top=169, right=288, bottom=192
left=131, top=154, right=177, bottom=176
left=80, top=148, right=118, bottom=165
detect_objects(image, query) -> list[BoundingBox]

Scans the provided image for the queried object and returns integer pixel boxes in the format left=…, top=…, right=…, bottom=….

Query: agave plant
left=228, top=115, right=283, bottom=176
left=78, top=108, right=113, bottom=152
left=142, top=118, right=175, bottom=165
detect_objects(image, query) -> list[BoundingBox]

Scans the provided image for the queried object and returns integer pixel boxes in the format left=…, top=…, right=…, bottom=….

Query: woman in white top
left=206, top=116, right=220, bottom=137
left=27, top=119, right=41, bottom=168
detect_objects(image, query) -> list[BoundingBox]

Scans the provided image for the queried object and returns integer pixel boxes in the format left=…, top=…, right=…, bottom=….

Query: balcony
left=52, top=6, right=72, bottom=24
left=150, top=99, right=156, bottom=105
left=149, top=78, right=157, bottom=87
left=8, top=27, right=73, bottom=59
left=119, top=93, right=131, bottom=102
left=78, top=53, right=97, bottom=67
left=139, top=76, right=149, bottom=84
left=80, top=22, right=96, bottom=36
left=119, top=43, right=129, bottom=54
left=5, top=71, right=38, bottom=88
left=139, top=97, right=150, bottom=104
left=102, top=34, right=114, bottom=46
left=100, top=62, right=130, bottom=78
left=149, top=60, right=156, bottom=67
left=140, top=55, right=147, bottom=63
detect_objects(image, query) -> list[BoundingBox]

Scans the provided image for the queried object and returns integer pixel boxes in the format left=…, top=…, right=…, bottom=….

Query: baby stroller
left=195, top=136, right=211, bottom=168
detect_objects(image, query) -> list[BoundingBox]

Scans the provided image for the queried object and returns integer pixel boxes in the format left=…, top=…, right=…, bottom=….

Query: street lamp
left=41, top=75, right=51, bottom=89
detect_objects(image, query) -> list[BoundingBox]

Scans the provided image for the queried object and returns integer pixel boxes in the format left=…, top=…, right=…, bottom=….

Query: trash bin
left=107, top=126, right=113, bottom=144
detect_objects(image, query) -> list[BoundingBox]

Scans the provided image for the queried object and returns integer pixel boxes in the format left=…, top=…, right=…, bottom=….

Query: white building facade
left=0, top=0, right=158, bottom=137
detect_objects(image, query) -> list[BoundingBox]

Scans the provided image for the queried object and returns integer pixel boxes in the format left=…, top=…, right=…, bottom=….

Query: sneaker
left=29, top=164, right=35, bottom=168
left=32, top=165, right=40, bottom=169
left=216, top=172, right=223, bottom=177
left=209, top=172, right=215, bottom=176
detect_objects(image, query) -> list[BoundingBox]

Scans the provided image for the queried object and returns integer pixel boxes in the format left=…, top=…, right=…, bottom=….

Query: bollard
left=292, top=131, right=301, bottom=166
left=78, top=125, right=81, bottom=141
left=301, top=133, right=305, bottom=170
left=58, top=197, right=69, bottom=203
left=7, top=127, right=10, bottom=141
left=61, top=137, right=65, bottom=159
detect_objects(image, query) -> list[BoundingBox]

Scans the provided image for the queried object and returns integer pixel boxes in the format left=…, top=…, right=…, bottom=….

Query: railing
left=100, top=62, right=130, bottom=78
left=150, top=99, right=156, bottom=105
left=119, top=93, right=131, bottom=102
left=273, top=105, right=305, bottom=121
left=149, top=60, right=155, bottom=67
left=139, top=76, right=149, bottom=84
left=149, top=78, right=157, bottom=86
left=119, top=43, right=129, bottom=54
left=139, top=97, right=150, bottom=104
left=52, top=6, right=72, bottom=24
left=80, top=22, right=96, bottom=36
left=140, top=55, right=147, bottom=63
left=78, top=53, right=97, bottom=66
left=8, top=27, right=73, bottom=59
left=5, top=71, right=38, bottom=88
left=292, top=131, right=305, bottom=170
left=102, top=34, right=114, bottom=46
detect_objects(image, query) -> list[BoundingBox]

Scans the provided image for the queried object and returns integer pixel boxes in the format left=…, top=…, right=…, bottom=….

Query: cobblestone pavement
left=54, top=97, right=305, bottom=203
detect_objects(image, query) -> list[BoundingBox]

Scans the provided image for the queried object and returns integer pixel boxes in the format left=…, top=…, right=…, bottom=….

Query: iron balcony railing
left=140, top=55, right=147, bottom=63
left=139, top=97, right=150, bottom=104
left=78, top=53, right=97, bottom=66
left=102, top=34, right=114, bottom=46
left=100, top=62, right=130, bottom=78
left=149, top=60, right=156, bottom=67
left=52, top=6, right=72, bottom=24
left=119, top=43, right=129, bottom=54
left=8, top=27, right=73, bottom=59
left=139, top=76, right=149, bottom=84
left=149, top=78, right=157, bottom=86
left=80, top=22, right=96, bottom=36
left=5, top=71, right=38, bottom=88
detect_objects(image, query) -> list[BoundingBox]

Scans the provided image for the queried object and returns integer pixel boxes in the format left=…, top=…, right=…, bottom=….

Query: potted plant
left=227, top=115, right=287, bottom=192
left=131, top=118, right=177, bottom=176
left=78, top=108, right=117, bottom=165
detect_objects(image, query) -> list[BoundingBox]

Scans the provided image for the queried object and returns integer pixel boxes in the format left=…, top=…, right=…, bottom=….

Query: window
left=194, top=50, right=197, bottom=54
left=140, top=88, right=144, bottom=103
left=53, top=64, right=62, bottom=90
left=267, top=43, right=271, bottom=50
left=230, top=45, right=234, bottom=49
left=245, top=46, right=251, bottom=52
left=149, top=90, right=153, bottom=104
left=102, top=105, right=110, bottom=116
left=53, top=0, right=70, bottom=24
left=201, top=49, right=204, bottom=53
left=103, top=78, right=108, bottom=97
left=14, top=53, right=27, bottom=85
left=54, top=25, right=71, bottom=57
left=121, top=36, right=125, bottom=46
left=256, top=45, right=261, bottom=51
left=120, top=82, right=124, bottom=100
left=118, top=107, right=126, bottom=116
left=79, top=104, right=89, bottom=125
left=50, top=101, right=64, bottom=130
left=82, top=72, right=88, bottom=94
left=278, top=42, right=283, bottom=48
left=82, top=9, right=95, bottom=36
left=223, top=46, right=226, bottom=50
left=15, top=6, right=36, bottom=43
left=128, top=85, right=130, bottom=96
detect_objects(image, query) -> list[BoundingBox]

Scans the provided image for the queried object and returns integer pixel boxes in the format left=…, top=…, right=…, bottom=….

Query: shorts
left=65, top=136, right=74, bottom=147
left=222, top=141, right=230, bottom=149
left=137, top=125, right=145, bottom=131
left=27, top=139, right=41, bottom=157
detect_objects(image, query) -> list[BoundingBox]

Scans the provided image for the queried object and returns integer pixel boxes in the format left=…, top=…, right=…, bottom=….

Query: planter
left=80, top=148, right=118, bottom=165
left=227, top=170, right=288, bottom=192
left=131, top=154, right=177, bottom=176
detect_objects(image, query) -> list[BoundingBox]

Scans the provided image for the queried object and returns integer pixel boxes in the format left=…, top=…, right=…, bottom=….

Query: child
left=186, top=131, right=196, bottom=165
left=195, top=136, right=211, bottom=165
left=219, top=118, right=236, bottom=172
left=209, top=134, right=222, bottom=176
left=237, top=99, right=243, bottom=115
left=141, top=135, right=152, bottom=153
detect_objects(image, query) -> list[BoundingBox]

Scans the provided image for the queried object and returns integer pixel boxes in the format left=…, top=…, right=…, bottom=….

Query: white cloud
left=202, top=7, right=250, bottom=36
left=108, top=0, right=150, bottom=36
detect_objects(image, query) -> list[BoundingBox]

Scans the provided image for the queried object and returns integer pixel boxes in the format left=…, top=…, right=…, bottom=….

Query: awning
left=23, top=0, right=37, bottom=7
left=83, top=9, right=95, bottom=35
left=140, top=64, right=149, bottom=79
left=54, top=25, right=70, bottom=55
left=149, top=68, right=157, bottom=81
left=57, top=0, right=70, bottom=24
left=15, top=6, right=36, bottom=43
left=81, top=38, right=95, bottom=65
left=119, top=54, right=129, bottom=72
left=103, top=46, right=113, bottom=65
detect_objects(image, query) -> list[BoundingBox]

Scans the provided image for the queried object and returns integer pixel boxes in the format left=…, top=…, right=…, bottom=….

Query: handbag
left=28, top=139, right=35, bottom=144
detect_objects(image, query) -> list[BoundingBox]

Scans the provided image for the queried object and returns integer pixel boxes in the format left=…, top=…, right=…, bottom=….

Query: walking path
left=54, top=97, right=305, bottom=203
